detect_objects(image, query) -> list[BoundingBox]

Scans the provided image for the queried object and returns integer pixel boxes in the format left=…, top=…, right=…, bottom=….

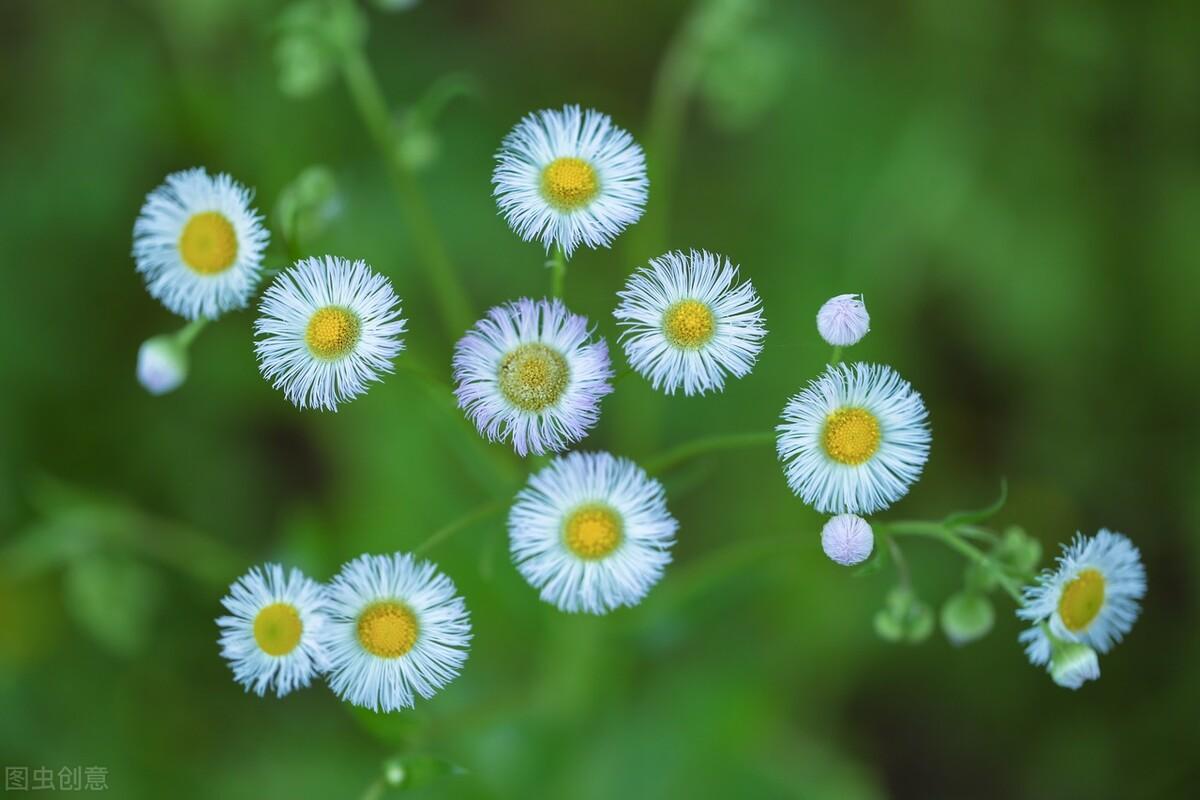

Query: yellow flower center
left=563, top=504, right=623, bottom=559
left=305, top=306, right=361, bottom=360
left=356, top=602, right=419, bottom=659
left=540, top=157, right=599, bottom=210
left=662, top=299, right=716, bottom=349
left=253, top=603, right=303, bottom=656
left=1058, top=568, right=1106, bottom=632
left=178, top=211, right=238, bottom=275
left=498, top=342, right=569, bottom=412
left=822, top=407, right=881, bottom=465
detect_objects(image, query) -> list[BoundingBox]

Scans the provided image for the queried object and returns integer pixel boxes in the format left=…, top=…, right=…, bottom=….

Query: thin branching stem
left=414, top=501, right=506, bottom=556
left=882, top=520, right=1024, bottom=604
left=644, top=431, right=775, bottom=474
left=339, top=41, right=473, bottom=338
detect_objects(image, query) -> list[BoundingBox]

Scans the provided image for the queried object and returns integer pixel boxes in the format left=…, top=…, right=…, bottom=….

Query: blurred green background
left=2, top=0, right=1198, bottom=797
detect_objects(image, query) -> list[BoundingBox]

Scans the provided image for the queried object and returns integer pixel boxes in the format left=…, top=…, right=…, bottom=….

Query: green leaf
left=944, top=478, right=1008, bottom=527
left=62, top=555, right=164, bottom=658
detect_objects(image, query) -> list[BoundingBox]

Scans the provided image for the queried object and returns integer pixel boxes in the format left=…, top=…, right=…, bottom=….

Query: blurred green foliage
left=2, top=0, right=1199, bottom=797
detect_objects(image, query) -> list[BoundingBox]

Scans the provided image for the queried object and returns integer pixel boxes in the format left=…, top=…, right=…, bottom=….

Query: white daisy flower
left=453, top=297, right=613, bottom=457
left=816, top=293, right=870, bottom=347
left=1017, top=529, right=1146, bottom=654
left=133, top=168, right=269, bottom=320
left=255, top=256, right=406, bottom=412
left=509, top=451, right=677, bottom=614
left=820, top=514, right=874, bottom=566
left=216, top=564, right=329, bottom=698
left=321, top=553, right=471, bottom=713
left=614, top=250, right=766, bottom=396
left=492, top=105, right=648, bottom=257
left=776, top=363, right=931, bottom=514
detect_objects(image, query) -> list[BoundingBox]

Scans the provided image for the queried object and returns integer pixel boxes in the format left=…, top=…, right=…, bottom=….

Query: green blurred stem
left=359, top=779, right=384, bottom=800
left=631, top=1, right=706, bottom=255
left=644, top=430, right=774, bottom=474
left=882, top=520, right=1024, bottom=604
left=885, top=535, right=911, bottom=592
left=339, top=44, right=473, bottom=337
left=828, top=345, right=843, bottom=365
left=174, top=317, right=207, bottom=348
left=414, top=501, right=505, bottom=556
left=549, top=245, right=567, bottom=299
left=396, top=360, right=523, bottom=495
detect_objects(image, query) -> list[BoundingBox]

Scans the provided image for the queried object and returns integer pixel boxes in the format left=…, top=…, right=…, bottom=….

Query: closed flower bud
left=821, top=514, right=874, bottom=566
left=1050, top=640, right=1100, bottom=690
left=941, top=591, right=994, bottom=645
left=137, top=336, right=188, bottom=395
left=816, top=293, right=870, bottom=347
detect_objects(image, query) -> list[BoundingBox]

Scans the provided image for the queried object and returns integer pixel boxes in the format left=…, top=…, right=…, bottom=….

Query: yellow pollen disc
left=1058, top=568, right=1106, bottom=632
left=305, top=306, right=361, bottom=360
left=178, top=211, right=238, bottom=275
left=564, top=504, right=623, bottom=559
left=540, top=157, right=599, bottom=210
left=253, top=603, right=303, bottom=657
left=822, top=407, right=881, bottom=465
left=663, top=299, right=716, bottom=349
left=498, top=342, right=569, bottom=412
left=356, top=602, right=419, bottom=659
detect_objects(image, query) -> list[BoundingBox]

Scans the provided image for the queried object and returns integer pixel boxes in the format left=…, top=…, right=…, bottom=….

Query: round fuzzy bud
left=816, top=293, right=870, bottom=347
left=137, top=336, right=188, bottom=395
left=821, top=514, right=874, bottom=566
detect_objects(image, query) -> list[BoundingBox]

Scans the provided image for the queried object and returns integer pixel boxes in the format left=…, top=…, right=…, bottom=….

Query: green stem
left=882, top=520, right=1024, bottom=604
left=630, top=2, right=706, bottom=256
left=644, top=431, right=775, bottom=474
left=359, top=779, right=385, bottom=800
left=339, top=43, right=473, bottom=338
left=396, top=361, right=522, bottom=495
left=885, top=534, right=911, bottom=592
left=828, top=345, right=843, bottom=365
left=414, top=501, right=505, bottom=556
left=174, top=317, right=208, bottom=348
left=549, top=245, right=567, bottom=300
